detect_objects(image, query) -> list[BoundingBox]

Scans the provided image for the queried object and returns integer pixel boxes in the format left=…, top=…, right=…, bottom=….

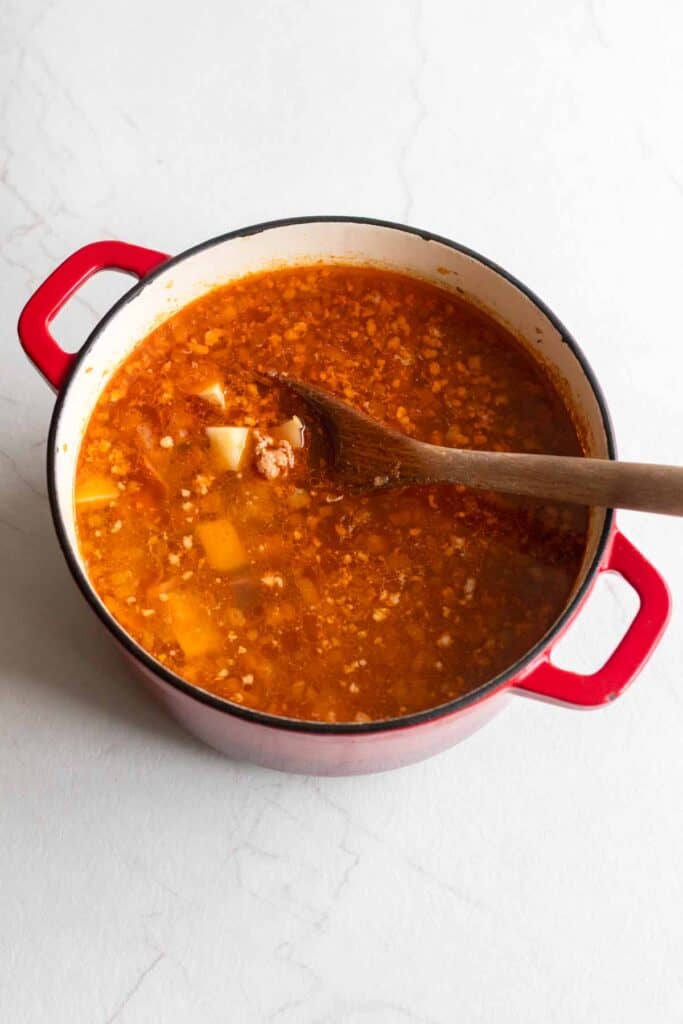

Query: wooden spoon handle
left=418, top=447, right=683, bottom=515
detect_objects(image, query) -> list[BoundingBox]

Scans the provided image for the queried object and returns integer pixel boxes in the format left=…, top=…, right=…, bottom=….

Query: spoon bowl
left=266, top=372, right=683, bottom=516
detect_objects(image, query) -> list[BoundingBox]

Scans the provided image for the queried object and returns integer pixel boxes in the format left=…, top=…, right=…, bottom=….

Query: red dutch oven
left=18, top=217, right=671, bottom=775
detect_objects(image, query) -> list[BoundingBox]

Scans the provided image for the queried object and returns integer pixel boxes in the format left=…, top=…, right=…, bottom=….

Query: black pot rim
left=46, top=214, right=616, bottom=736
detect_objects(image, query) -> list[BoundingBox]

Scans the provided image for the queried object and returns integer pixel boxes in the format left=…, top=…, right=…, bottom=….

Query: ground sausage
left=253, top=431, right=295, bottom=479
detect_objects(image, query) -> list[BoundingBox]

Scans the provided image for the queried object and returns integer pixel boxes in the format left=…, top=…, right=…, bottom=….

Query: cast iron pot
left=18, top=217, right=671, bottom=775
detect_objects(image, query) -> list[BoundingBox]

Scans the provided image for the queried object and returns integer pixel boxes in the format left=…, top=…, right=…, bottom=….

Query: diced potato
left=273, top=415, right=304, bottom=449
left=165, top=591, right=221, bottom=659
left=206, top=426, right=250, bottom=472
left=75, top=475, right=120, bottom=506
left=196, top=518, right=248, bottom=571
left=195, top=381, right=225, bottom=409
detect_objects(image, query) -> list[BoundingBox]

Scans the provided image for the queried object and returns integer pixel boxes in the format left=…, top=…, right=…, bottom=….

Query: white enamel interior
left=52, top=221, right=611, bottom=627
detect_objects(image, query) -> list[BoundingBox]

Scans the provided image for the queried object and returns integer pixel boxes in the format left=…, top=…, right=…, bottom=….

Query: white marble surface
left=1, top=1, right=682, bottom=1020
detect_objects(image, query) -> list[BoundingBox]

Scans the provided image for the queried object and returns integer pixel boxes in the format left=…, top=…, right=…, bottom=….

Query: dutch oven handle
left=514, top=530, right=671, bottom=707
left=18, top=241, right=169, bottom=391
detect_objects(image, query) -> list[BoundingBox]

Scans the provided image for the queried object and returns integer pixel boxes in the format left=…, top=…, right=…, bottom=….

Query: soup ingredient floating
left=268, top=374, right=683, bottom=515
left=75, top=264, right=591, bottom=723
left=204, top=416, right=303, bottom=476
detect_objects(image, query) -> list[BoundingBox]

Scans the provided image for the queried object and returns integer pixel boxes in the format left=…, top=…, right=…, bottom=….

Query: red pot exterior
left=119, top=525, right=669, bottom=775
left=18, top=227, right=673, bottom=774
left=129, top=650, right=513, bottom=775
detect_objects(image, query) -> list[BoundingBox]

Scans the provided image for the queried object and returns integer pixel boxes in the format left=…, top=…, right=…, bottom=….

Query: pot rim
left=46, top=214, right=616, bottom=735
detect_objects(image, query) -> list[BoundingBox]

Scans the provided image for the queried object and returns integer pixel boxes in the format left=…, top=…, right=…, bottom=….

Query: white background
left=1, top=1, right=682, bottom=1021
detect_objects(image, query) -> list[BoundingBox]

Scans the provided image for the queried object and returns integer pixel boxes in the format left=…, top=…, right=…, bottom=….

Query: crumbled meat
left=261, top=572, right=284, bottom=588
left=253, top=431, right=295, bottom=480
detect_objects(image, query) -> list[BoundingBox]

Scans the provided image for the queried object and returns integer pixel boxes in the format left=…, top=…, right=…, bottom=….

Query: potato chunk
left=196, top=518, right=248, bottom=571
left=206, top=426, right=250, bottom=472
left=165, top=591, right=221, bottom=659
left=75, top=475, right=119, bottom=506
left=273, top=415, right=304, bottom=449
left=196, top=381, right=225, bottom=409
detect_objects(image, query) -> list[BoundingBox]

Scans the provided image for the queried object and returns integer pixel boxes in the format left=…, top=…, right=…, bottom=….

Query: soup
left=75, top=265, right=587, bottom=723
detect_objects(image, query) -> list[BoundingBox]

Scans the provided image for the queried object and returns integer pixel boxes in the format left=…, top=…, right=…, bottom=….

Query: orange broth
left=75, top=265, right=587, bottom=722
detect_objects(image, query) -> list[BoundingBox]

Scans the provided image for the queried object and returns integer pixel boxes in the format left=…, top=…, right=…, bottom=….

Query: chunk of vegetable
left=273, top=415, right=304, bottom=449
left=196, top=381, right=225, bottom=409
left=165, top=591, right=221, bottom=659
left=75, top=475, right=119, bottom=506
left=206, top=426, right=250, bottom=472
left=196, top=518, right=248, bottom=571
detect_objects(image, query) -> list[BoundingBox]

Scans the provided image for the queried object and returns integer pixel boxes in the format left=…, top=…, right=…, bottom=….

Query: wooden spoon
left=266, top=373, right=683, bottom=516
